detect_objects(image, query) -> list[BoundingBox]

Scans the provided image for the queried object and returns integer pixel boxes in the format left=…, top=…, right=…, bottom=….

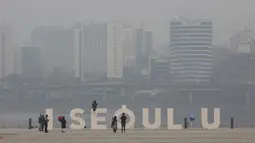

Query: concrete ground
left=1, top=129, right=255, bottom=143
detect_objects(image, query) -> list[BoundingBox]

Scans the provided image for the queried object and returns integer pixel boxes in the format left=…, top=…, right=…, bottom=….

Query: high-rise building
left=134, top=29, right=153, bottom=75
left=0, top=24, right=15, bottom=80
left=73, top=22, right=123, bottom=81
left=230, top=27, right=255, bottom=53
left=21, top=45, right=42, bottom=80
left=149, top=57, right=170, bottom=82
left=169, top=17, right=213, bottom=83
left=73, top=23, right=84, bottom=79
left=122, top=29, right=135, bottom=68
left=30, top=26, right=74, bottom=76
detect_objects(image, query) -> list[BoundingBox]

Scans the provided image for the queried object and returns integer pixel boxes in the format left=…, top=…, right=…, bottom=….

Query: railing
left=0, top=117, right=254, bottom=129
left=1, top=124, right=255, bottom=129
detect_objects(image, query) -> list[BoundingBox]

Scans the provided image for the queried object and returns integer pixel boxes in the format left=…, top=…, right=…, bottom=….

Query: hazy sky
left=1, top=0, right=255, bottom=45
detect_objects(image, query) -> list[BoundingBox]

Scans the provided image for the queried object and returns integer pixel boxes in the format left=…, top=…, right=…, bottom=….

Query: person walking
left=44, top=114, right=49, bottom=133
left=111, top=116, right=118, bottom=133
left=120, top=113, right=127, bottom=133
left=41, top=115, right=45, bottom=132
left=61, top=116, right=67, bottom=133
left=38, top=114, right=42, bottom=131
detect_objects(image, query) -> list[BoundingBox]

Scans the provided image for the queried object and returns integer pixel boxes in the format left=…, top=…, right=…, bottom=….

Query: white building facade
left=106, top=22, right=123, bottom=79
left=73, top=24, right=84, bottom=79
left=73, top=22, right=123, bottom=81
left=0, top=24, right=16, bottom=80
left=170, top=18, right=213, bottom=83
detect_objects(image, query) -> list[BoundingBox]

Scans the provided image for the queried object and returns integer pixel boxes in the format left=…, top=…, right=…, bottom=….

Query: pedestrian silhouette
left=111, top=116, right=118, bottom=133
left=120, top=113, right=127, bottom=133
left=61, top=116, right=67, bottom=133
left=44, top=114, right=49, bottom=133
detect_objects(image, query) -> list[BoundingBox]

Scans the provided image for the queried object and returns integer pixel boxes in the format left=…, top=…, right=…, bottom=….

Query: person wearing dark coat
left=111, top=116, right=118, bottom=133
left=44, top=114, right=49, bottom=133
left=120, top=113, right=127, bottom=133
left=38, top=114, right=42, bottom=131
left=92, top=100, right=98, bottom=112
left=61, top=116, right=67, bottom=133
left=41, top=115, right=45, bottom=132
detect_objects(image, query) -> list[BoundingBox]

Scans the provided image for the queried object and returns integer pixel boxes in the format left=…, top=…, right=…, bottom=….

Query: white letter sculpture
left=46, top=108, right=53, bottom=130
left=167, top=108, right=182, bottom=129
left=69, top=108, right=86, bottom=130
left=114, top=105, right=135, bottom=129
left=91, top=108, right=107, bottom=130
left=143, top=108, right=161, bottom=129
left=201, top=108, right=220, bottom=129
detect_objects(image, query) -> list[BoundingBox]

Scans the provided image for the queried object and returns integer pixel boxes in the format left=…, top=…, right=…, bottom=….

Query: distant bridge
left=12, top=82, right=255, bottom=91
left=1, top=82, right=255, bottom=106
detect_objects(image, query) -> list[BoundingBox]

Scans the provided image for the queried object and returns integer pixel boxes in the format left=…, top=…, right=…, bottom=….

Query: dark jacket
left=44, top=117, right=49, bottom=125
left=111, top=118, right=118, bottom=130
left=121, top=115, right=127, bottom=124
left=61, top=118, right=67, bottom=129
left=38, top=116, right=42, bottom=124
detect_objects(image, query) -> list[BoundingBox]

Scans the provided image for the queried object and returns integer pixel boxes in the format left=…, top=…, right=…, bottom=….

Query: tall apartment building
left=0, top=24, right=15, bottom=80
left=123, top=29, right=135, bottom=68
left=134, top=29, right=153, bottom=75
left=21, top=45, right=42, bottom=80
left=230, top=27, right=255, bottom=53
left=169, top=17, right=213, bottom=83
left=30, top=26, right=74, bottom=76
left=73, top=23, right=83, bottom=79
left=149, top=57, right=170, bottom=82
left=73, top=22, right=123, bottom=81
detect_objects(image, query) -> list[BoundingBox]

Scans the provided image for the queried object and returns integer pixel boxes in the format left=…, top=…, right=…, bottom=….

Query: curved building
left=170, top=18, right=213, bottom=83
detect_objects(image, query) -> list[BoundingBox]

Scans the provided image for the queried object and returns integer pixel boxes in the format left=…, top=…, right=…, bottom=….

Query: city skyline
left=1, top=0, right=255, bottom=46
left=0, top=18, right=254, bottom=83
left=0, top=0, right=255, bottom=84
left=2, top=1, right=255, bottom=134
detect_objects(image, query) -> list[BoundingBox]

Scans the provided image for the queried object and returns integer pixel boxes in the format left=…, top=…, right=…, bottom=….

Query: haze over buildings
left=1, top=0, right=255, bottom=83
left=2, top=0, right=255, bottom=130
left=73, top=22, right=123, bottom=81
left=230, top=27, right=255, bottom=53
left=21, top=44, right=42, bottom=80
left=0, top=24, right=16, bottom=80
left=30, top=26, right=74, bottom=77
left=3, top=0, right=255, bottom=46
left=122, top=29, right=136, bottom=68
left=135, top=29, right=153, bottom=76
left=0, top=18, right=254, bottom=84
left=169, top=17, right=213, bottom=83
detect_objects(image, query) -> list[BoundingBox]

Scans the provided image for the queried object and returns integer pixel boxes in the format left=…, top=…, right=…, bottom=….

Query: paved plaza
left=1, top=129, right=255, bottom=143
